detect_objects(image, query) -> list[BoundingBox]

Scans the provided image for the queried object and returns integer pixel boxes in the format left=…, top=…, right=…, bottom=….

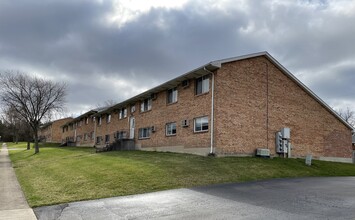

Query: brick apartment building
left=38, top=117, right=72, bottom=143
left=60, top=52, right=354, bottom=162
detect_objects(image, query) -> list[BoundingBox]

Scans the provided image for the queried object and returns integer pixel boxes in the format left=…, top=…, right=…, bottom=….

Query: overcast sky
left=0, top=0, right=354, bottom=118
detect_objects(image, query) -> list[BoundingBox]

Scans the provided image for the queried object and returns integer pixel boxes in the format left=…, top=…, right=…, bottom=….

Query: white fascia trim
left=212, top=51, right=354, bottom=131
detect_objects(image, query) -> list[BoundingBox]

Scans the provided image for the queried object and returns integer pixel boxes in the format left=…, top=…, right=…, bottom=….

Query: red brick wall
left=214, top=56, right=353, bottom=159
left=95, top=78, right=212, bottom=151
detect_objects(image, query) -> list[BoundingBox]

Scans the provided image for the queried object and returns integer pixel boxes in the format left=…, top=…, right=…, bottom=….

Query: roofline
left=99, top=62, right=220, bottom=115
left=212, top=51, right=354, bottom=130
left=91, top=51, right=355, bottom=131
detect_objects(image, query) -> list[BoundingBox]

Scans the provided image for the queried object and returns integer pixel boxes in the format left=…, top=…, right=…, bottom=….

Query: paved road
left=0, top=143, right=37, bottom=220
left=34, top=177, right=355, bottom=220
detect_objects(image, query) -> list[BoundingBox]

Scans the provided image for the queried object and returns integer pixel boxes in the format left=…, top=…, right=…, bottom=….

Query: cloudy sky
left=0, top=0, right=354, bottom=118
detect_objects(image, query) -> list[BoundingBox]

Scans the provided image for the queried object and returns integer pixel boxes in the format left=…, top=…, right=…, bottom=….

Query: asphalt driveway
left=34, top=177, right=355, bottom=220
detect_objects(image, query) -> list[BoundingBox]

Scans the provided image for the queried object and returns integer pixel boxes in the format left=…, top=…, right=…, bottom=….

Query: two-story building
left=38, top=117, right=72, bottom=143
left=61, top=52, right=354, bottom=162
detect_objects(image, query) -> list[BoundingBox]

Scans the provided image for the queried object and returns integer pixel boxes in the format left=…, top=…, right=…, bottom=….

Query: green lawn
left=8, top=143, right=355, bottom=207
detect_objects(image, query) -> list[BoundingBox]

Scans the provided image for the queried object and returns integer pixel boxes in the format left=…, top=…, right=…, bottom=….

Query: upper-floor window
left=119, top=108, right=127, bottom=119
left=196, top=75, right=209, bottom=95
left=131, top=104, right=136, bottom=113
left=107, top=114, right=111, bottom=123
left=86, top=118, right=89, bottom=124
left=140, top=98, right=152, bottom=112
left=167, top=88, right=178, bottom=104
left=194, top=116, right=209, bottom=132
left=98, top=117, right=102, bottom=125
left=166, top=122, right=176, bottom=136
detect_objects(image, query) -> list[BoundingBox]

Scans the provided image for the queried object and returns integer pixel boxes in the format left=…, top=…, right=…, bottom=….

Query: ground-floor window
left=194, top=116, right=209, bottom=132
left=105, top=134, right=110, bottom=143
left=84, top=133, right=88, bottom=141
left=166, top=122, right=176, bottom=136
left=116, top=131, right=127, bottom=139
left=96, top=136, right=101, bottom=144
left=138, top=127, right=151, bottom=139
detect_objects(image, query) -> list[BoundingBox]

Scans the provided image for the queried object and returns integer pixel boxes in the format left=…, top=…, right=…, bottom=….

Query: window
left=138, top=127, right=151, bottom=139
left=119, top=108, right=127, bottom=119
left=116, top=131, right=127, bottom=139
left=166, top=122, right=176, bottom=136
left=140, top=98, right=152, bottom=112
left=194, top=116, right=209, bottom=132
left=98, top=117, right=102, bottom=125
left=105, top=134, right=110, bottom=143
left=107, top=114, right=111, bottom=123
left=167, top=88, right=178, bottom=104
left=86, top=118, right=89, bottom=124
left=84, top=133, right=88, bottom=141
left=196, top=75, right=209, bottom=95
left=96, top=136, right=101, bottom=144
left=131, top=104, right=136, bottom=113
left=91, top=131, right=95, bottom=140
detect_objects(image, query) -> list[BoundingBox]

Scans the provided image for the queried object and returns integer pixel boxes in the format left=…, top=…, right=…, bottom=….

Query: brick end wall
left=215, top=56, right=353, bottom=159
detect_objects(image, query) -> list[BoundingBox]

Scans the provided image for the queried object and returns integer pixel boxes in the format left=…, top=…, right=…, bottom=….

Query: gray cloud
left=0, top=0, right=354, bottom=116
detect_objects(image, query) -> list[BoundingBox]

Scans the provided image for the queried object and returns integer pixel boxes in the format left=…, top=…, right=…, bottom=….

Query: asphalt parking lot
left=34, top=177, right=355, bottom=220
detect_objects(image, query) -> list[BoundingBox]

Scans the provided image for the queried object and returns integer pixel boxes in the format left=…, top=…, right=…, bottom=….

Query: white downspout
left=93, top=117, right=97, bottom=146
left=204, top=67, right=215, bottom=155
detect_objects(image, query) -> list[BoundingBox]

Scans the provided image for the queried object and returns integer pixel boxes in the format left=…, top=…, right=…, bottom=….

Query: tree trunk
left=27, top=141, right=30, bottom=150
left=34, top=130, right=39, bottom=154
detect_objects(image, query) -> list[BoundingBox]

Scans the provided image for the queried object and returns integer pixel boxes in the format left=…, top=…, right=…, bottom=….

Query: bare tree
left=1, top=106, right=22, bottom=144
left=337, top=107, right=355, bottom=127
left=0, top=71, right=67, bottom=153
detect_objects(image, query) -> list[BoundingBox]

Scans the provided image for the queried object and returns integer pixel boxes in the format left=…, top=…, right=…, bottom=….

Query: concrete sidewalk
left=0, top=143, right=37, bottom=220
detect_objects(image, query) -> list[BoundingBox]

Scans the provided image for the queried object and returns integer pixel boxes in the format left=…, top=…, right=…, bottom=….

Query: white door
left=129, top=117, right=135, bottom=139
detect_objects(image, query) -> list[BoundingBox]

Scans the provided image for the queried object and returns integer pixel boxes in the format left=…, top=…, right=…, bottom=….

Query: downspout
left=93, top=117, right=97, bottom=147
left=204, top=67, right=215, bottom=155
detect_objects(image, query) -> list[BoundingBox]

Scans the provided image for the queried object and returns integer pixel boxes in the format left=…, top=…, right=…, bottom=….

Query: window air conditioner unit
left=181, top=119, right=189, bottom=127
left=151, top=93, right=157, bottom=100
left=256, top=148, right=270, bottom=157
left=151, top=126, right=156, bottom=132
left=182, top=80, right=189, bottom=88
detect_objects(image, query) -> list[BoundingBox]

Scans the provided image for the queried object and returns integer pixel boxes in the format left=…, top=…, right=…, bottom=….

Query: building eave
left=212, top=51, right=355, bottom=131
left=99, top=63, right=220, bottom=115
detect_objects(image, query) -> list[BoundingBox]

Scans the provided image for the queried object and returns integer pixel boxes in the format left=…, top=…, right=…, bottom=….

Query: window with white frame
left=140, top=98, right=152, bottom=112
left=86, top=117, right=89, bottom=124
left=167, top=88, right=178, bottom=104
left=119, top=108, right=127, bottom=119
left=84, top=133, right=88, bottom=141
left=106, top=114, right=111, bottom=123
left=98, top=117, right=102, bottom=125
left=138, top=127, right=151, bottom=139
left=195, top=75, right=209, bottom=95
left=166, top=122, right=176, bottom=136
left=194, top=116, right=209, bottom=132
left=131, top=104, right=135, bottom=113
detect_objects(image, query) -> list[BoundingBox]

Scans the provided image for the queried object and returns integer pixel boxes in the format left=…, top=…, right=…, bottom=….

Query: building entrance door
left=129, top=117, right=135, bottom=139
